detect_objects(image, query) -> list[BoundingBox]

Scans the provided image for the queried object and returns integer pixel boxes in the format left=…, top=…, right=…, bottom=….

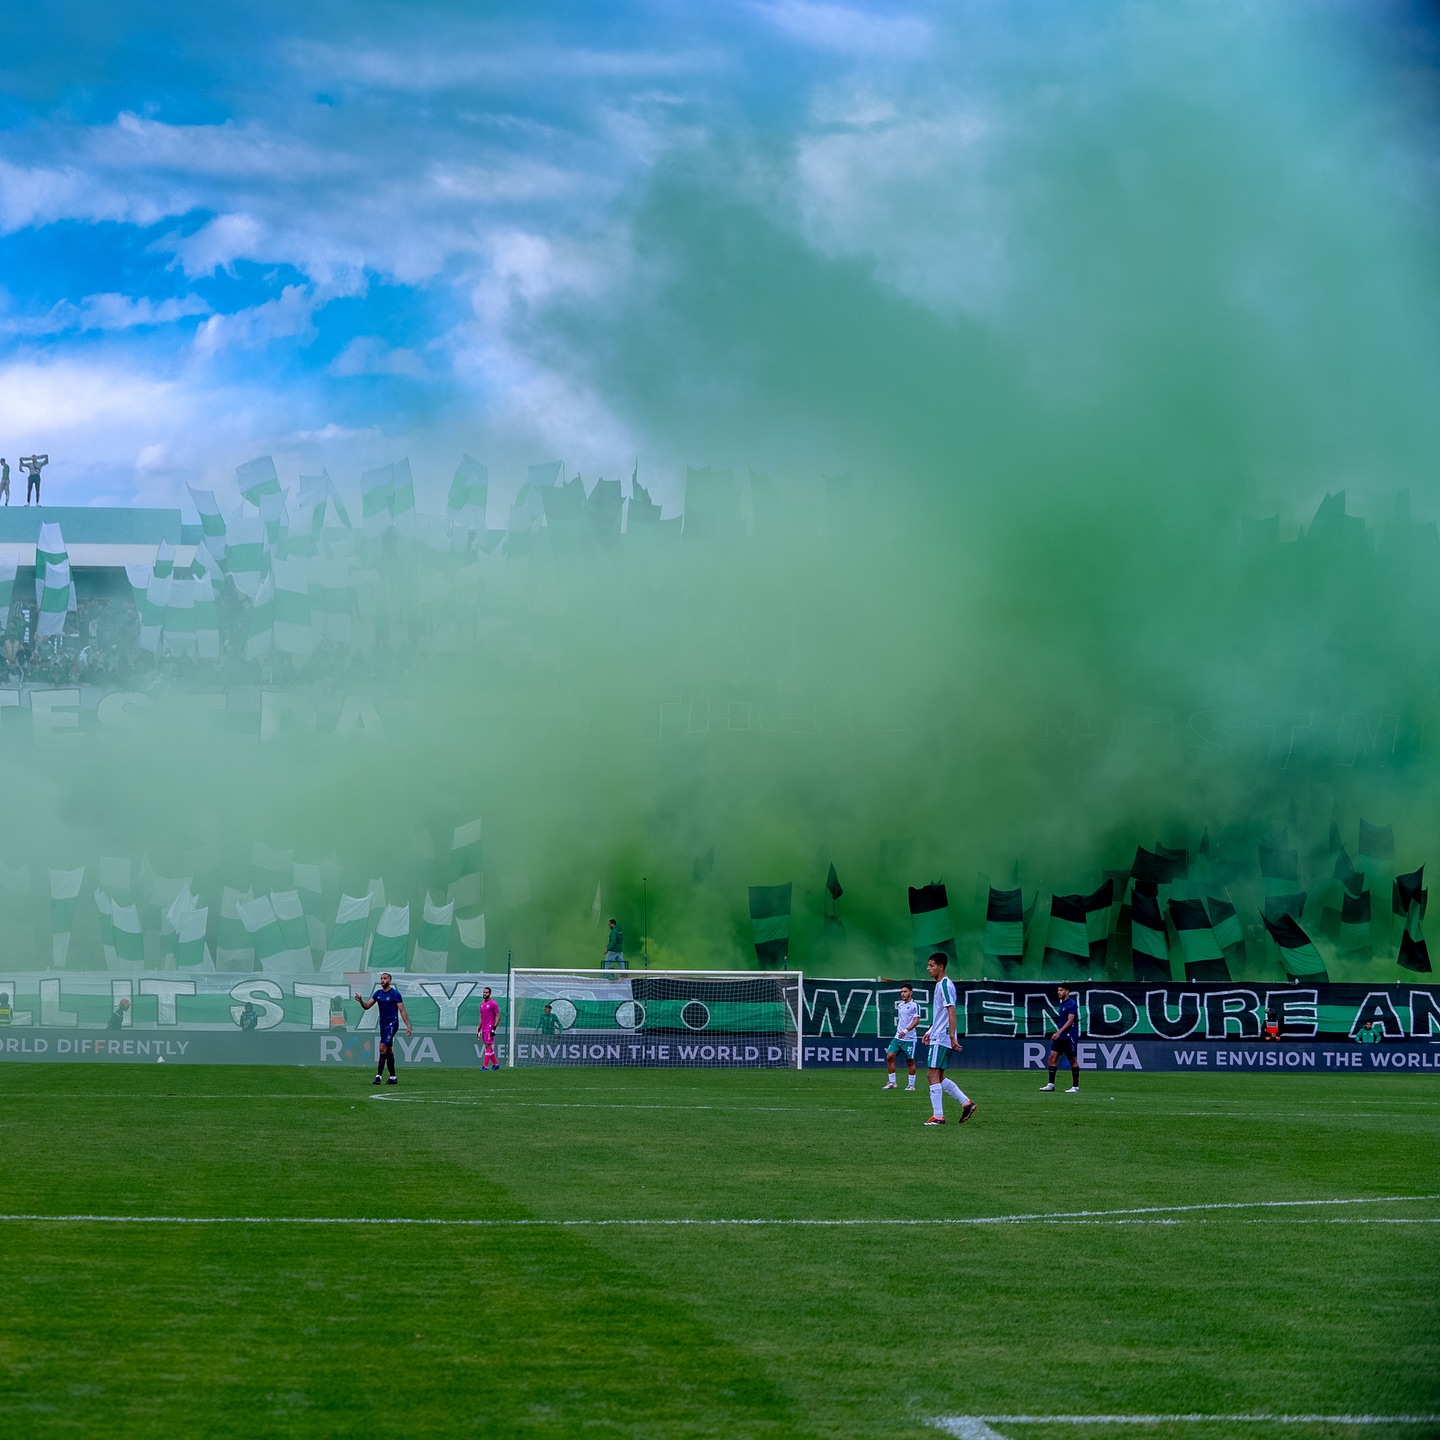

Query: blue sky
left=0, top=1, right=1435, bottom=516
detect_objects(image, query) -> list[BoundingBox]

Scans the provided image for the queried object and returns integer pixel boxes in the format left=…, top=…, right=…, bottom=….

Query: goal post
left=507, top=969, right=803, bottom=1069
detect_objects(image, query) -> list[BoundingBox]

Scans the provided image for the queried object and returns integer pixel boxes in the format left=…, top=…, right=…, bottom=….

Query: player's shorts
left=886, top=1037, right=916, bottom=1059
left=926, top=1041, right=959, bottom=1070
left=379, top=1019, right=400, bottom=1048
left=1050, top=1034, right=1078, bottom=1061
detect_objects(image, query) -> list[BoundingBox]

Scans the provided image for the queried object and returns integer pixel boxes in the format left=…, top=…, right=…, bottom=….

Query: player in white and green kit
left=921, top=953, right=977, bottom=1127
left=883, top=982, right=920, bottom=1091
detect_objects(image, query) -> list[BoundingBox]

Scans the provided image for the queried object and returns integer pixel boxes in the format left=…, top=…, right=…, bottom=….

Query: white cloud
left=329, top=336, right=426, bottom=379
left=192, top=284, right=316, bottom=356
left=169, top=212, right=266, bottom=276
left=748, top=1, right=930, bottom=56
left=282, top=39, right=717, bottom=91
left=793, top=102, right=1008, bottom=319
left=76, top=293, right=211, bottom=331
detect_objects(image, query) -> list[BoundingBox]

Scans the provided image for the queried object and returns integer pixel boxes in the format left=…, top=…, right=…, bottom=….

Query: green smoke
left=7, top=2, right=1440, bottom=984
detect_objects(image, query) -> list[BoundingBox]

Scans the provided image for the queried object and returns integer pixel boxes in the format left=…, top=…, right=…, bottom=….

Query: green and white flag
left=246, top=571, right=275, bottom=658
left=447, top=455, right=488, bottom=525
left=269, top=890, right=313, bottom=971
left=49, top=866, right=84, bottom=967
left=163, top=570, right=197, bottom=656
left=99, top=855, right=133, bottom=905
left=237, top=455, right=282, bottom=506
left=216, top=886, right=256, bottom=970
left=414, top=895, right=453, bottom=971
left=258, top=488, right=287, bottom=547
left=36, top=520, right=70, bottom=639
left=224, top=515, right=268, bottom=600
left=271, top=558, right=313, bottom=654
left=389, top=458, right=416, bottom=536
left=320, top=893, right=372, bottom=974
left=138, top=541, right=174, bottom=652
left=361, top=464, right=395, bottom=538
left=250, top=843, right=293, bottom=897
left=314, top=556, right=354, bottom=643
left=172, top=907, right=212, bottom=970
left=236, top=894, right=285, bottom=969
left=187, top=483, right=228, bottom=561
left=448, top=819, right=483, bottom=909
left=325, top=473, right=352, bottom=530
left=191, top=554, right=221, bottom=659
left=110, top=899, right=146, bottom=971
left=455, top=911, right=486, bottom=967
left=371, top=903, right=410, bottom=972
left=294, top=862, right=327, bottom=951
left=94, top=890, right=118, bottom=968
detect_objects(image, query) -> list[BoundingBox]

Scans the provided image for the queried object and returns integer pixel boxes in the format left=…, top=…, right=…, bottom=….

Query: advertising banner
left=0, top=973, right=1434, bottom=1070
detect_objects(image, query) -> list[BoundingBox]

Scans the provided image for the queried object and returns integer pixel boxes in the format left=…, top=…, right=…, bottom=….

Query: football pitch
left=0, top=1065, right=1436, bottom=1440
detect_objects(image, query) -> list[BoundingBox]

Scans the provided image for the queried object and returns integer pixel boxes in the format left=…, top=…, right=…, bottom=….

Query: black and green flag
left=983, top=886, right=1024, bottom=974
left=1394, top=866, right=1431, bottom=974
left=1262, top=910, right=1328, bottom=982
left=1084, top=879, right=1114, bottom=969
left=1339, top=885, right=1372, bottom=960
left=826, top=864, right=843, bottom=903
left=1169, top=897, right=1229, bottom=981
left=1259, top=844, right=1300, bottom=897
left=748, top=883, right=792, bottom=969
left=1262, top=890, right=1308, bottom=924
left=1130, top=882, right=1170, bottom=982
left=909, top=884, right=956, bottom=977
left=1042, top=892, right=1090, bottom=979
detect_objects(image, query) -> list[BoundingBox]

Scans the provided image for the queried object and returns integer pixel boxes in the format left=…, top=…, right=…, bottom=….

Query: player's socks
left=1047, top=1064, right=1058, bottom=1085
left=928, top=1083, right=944, bottom=1119
left=941, top=1077, right=968, bottom=1105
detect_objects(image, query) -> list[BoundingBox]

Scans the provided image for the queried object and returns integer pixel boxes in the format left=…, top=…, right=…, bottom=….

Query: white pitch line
left=367, top=1096, right=837, bottom=1113
left=936, top=1416, right=1440, bottom=1431
left=0, top=1194, right=1434, bottom=1229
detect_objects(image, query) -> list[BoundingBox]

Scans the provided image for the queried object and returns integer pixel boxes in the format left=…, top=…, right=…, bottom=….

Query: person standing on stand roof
left=22, top=454, right=46, bottom=505
left=0, top=458, right=9, bottom=506
left=356, top=971, right=411, bottom=1085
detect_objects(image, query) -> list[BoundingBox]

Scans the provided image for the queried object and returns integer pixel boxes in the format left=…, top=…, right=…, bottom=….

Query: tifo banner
left=0, top=973, right=1435, bottom=1068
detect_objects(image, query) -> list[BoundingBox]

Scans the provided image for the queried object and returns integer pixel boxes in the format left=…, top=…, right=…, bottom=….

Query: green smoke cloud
left=7, top=3, right=1440, bottom=986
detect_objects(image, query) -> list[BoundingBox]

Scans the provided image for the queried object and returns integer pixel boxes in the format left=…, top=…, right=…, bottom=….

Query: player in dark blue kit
left=355, top=971, right=412, bottom=1085
left=1040, top=983, right=1081, bottom=1093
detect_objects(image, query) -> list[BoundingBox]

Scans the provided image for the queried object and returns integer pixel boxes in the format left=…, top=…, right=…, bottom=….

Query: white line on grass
left=934, top=1416, right=1440, bottom=1436
left=0, top=1194, right=1433, bottom=1229
left=367, top=1096, right=837, bottom=1112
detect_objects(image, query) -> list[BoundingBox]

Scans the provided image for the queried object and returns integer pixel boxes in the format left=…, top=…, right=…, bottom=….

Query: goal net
left=507, top=969, right=803, bottom=1068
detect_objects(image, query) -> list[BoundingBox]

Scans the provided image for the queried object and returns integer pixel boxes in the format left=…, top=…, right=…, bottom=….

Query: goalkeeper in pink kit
left=478, top=986, right=500, bottom=1070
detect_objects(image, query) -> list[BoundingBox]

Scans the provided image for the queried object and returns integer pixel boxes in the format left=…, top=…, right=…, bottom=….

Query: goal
left=507, top=969, right=803, bottom=1069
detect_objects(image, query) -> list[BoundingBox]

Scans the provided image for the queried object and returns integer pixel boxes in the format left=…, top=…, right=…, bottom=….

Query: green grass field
left=0, top=1063, right=1436, bottom=1440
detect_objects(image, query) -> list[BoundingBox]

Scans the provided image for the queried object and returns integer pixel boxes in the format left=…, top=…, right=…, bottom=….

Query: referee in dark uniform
left=1041, top=984, right=1081, bottom=1092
